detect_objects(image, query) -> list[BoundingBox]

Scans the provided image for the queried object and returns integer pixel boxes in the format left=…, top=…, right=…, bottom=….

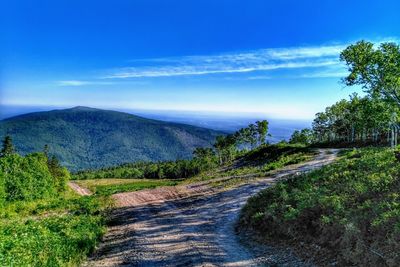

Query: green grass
left=76, top=178, right=180, bottom=196
left=239, top=148, right=400, bottom=266
left=0, top=189, right=111, bottom=266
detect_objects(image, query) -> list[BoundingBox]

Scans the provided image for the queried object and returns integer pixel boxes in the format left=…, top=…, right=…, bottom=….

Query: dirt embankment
left=68, top=181, right=92, bottom=196
left=83, top=149, right=337, bottom=267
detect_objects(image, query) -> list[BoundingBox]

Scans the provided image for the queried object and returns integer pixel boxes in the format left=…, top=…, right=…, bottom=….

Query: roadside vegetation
left=0, top=137, right=110, bottom=266
left=239, top=148, right=400, bottom=266
left=240, top=40, right=400, bottom=266
left=76, top=178, right=179, bottom=196
left=185, top=143, right=316, bottom=183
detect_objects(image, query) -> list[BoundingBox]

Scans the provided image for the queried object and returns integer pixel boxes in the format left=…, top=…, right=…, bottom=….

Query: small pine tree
left=1, top=136, right=15, bottom=157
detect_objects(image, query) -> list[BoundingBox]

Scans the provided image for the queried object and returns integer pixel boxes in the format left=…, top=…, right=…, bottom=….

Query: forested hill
left=0, top=106, right=223, bottom=171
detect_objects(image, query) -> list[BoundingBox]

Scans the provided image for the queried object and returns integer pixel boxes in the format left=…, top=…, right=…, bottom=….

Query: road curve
left=85, top=149, right=338, bottom=267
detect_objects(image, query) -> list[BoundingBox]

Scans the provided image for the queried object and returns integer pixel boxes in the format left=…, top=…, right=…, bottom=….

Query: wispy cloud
left=57, top=80, right=114, bottom=86
left=102, top=44, right=345, bottom=79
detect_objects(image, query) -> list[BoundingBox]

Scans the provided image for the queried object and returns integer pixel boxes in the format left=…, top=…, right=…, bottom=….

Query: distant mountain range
left=0, top=105, right=311, bottom=140
left=0, top=107, right=223, bottom=171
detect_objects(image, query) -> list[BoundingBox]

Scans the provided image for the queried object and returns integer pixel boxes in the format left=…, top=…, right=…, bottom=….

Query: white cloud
left=102, top=44, right=346, bottom=79
left=103, top=59, right=339, bottom=79
left=60, top=38, right=396, bottom=81
left=57, top=80, right=113, bottom=86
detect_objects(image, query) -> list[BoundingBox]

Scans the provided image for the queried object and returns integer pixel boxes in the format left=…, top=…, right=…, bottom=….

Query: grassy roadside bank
left=238, top=148, right=400, bottom=266
left=184, top=144, right=316, bottom=184
left=0, top=151, right=112, bottom=266
left=0, top=189, right=112, bottom=266
left=75, top=178, right=179, bottom=196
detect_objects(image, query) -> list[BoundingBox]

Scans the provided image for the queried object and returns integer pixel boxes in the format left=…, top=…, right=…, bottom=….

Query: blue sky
left=1, top=0, right=400, bottom=120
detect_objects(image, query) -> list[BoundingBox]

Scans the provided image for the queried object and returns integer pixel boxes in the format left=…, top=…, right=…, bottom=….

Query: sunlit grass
left=75, top=178, right=180, bottom=196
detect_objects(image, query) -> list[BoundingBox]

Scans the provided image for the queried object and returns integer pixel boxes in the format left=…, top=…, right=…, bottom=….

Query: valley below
left=79, top=149, right=337, bottom=266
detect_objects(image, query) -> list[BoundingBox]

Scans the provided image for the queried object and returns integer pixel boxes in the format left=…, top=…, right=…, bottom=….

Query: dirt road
left=68, top=181, right=92, bottom=196
left=85, top=150, right=338, bottom=267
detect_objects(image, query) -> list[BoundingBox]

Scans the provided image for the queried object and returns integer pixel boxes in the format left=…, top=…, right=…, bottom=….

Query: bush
left=239, top=148, right=400, bottom=266
left=0, top=171, right=5, bottom=206
left=0, top=153, right=55, bottom=201
left=0, top=214, right=105, bottom=266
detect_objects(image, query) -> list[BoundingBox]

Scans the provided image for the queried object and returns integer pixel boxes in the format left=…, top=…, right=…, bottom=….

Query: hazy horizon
left=0, top=104, right=310, bottom=142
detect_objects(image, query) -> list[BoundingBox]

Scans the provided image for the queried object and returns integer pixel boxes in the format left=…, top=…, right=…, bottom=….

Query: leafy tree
left=256, top=120, right=269, bottom=145
left=311, top=95, right=396, bottom=144
left=234, top=127, right=252, bottom=148
left=47, top=155, right=70, bottom=191
left=193, top=147, right=215, bottom=159
left=341, top=41, right=400, bottom=105
left=0, top=153, right=55, bottom=201
left=0, top=136, right=15, bottom=157
left=289, top=129, right=313, bottom=145
left=248, top=124, right=258, bottom=148
left=213, top=134, right=237, bottom=164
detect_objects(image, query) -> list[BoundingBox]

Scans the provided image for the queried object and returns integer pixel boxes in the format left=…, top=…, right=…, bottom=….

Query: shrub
left=239, top=148, right=400, bottom=266
left=0, top=153, right=55, bottom=201
left=0, top=214, right=105, bottom=266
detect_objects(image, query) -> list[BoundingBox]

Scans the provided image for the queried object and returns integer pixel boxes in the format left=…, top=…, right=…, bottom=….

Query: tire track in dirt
left=68, top=181, right=92, bottom=196
left=84, top=149, right=338, bottom=267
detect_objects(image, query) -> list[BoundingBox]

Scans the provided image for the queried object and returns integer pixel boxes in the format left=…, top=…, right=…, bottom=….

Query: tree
left=0, top=136, right=15, bottom=157
left=256, top=120, right=269, bottom=145
left=248, top=124, right=258, bottom=148
left=213, top=134, right=237, bottom=164
left=340, top=41, right=400, bottom=105
left=193, top=147, right=215, bottom=159
left=47, top=155, right=69, bottom=191
left=289, top=129, right=313, bottom=145
left=234, top=127, right=252, bottom=148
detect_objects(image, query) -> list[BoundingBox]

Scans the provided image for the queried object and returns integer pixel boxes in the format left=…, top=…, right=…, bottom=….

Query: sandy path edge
left=68, top=181, right=92, bottom=196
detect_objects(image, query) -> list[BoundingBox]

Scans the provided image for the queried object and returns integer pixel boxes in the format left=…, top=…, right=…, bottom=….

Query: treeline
left=290, top=95, right=397, bottom=146
left=0, top=136, right=69, bottom=205
left=290, top=40, right=400, bottom=147
left=313, top=95, right=396, bottom=143
left=214, top=120, right=269, bottom=163
left=74, top=148, right=217, bottom=180
left=74, top=120, right=270, bottom=180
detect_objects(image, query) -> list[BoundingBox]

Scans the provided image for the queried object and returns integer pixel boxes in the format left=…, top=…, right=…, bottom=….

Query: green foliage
left=73, top=155, right=218, bottom=180
left=0, top=193, right=108, bottom=266
left=214, top=120, right=270, bottom=165
left=300, top=40, right=400, bottom=147
left=0, top=107, right=223, bottom=171
left=240, top=148, right=400, bottom=266
left=289, top=128, right=313, bottom=145
left=0, top=171, right=5, bottom=207
left=47, top=155, right=70, bottom=191
left=0, top=141, right=102, bottom=266
left=311, top=94, right=396, bottom=144
left=340, top=40, right=400, bottom=105
left=256, top=120, right=269, bottom=145
left=0, top=136, right=15, bottom=157
left=0, top=153, right=56, bottom=201
left=93, top=180, right=179, bottom=196
left=187, top=144, right=315, bottom=182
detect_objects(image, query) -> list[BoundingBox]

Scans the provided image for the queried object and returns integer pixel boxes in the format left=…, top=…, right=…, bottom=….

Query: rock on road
left=85, top=149, right=338, bottom=267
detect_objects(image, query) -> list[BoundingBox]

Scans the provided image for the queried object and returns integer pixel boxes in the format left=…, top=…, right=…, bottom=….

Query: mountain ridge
left=0, top=107, right=224, bottom=171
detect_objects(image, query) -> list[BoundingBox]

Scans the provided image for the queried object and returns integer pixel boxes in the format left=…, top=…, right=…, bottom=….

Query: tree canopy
left=341, top=40, right=400, bottom=105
